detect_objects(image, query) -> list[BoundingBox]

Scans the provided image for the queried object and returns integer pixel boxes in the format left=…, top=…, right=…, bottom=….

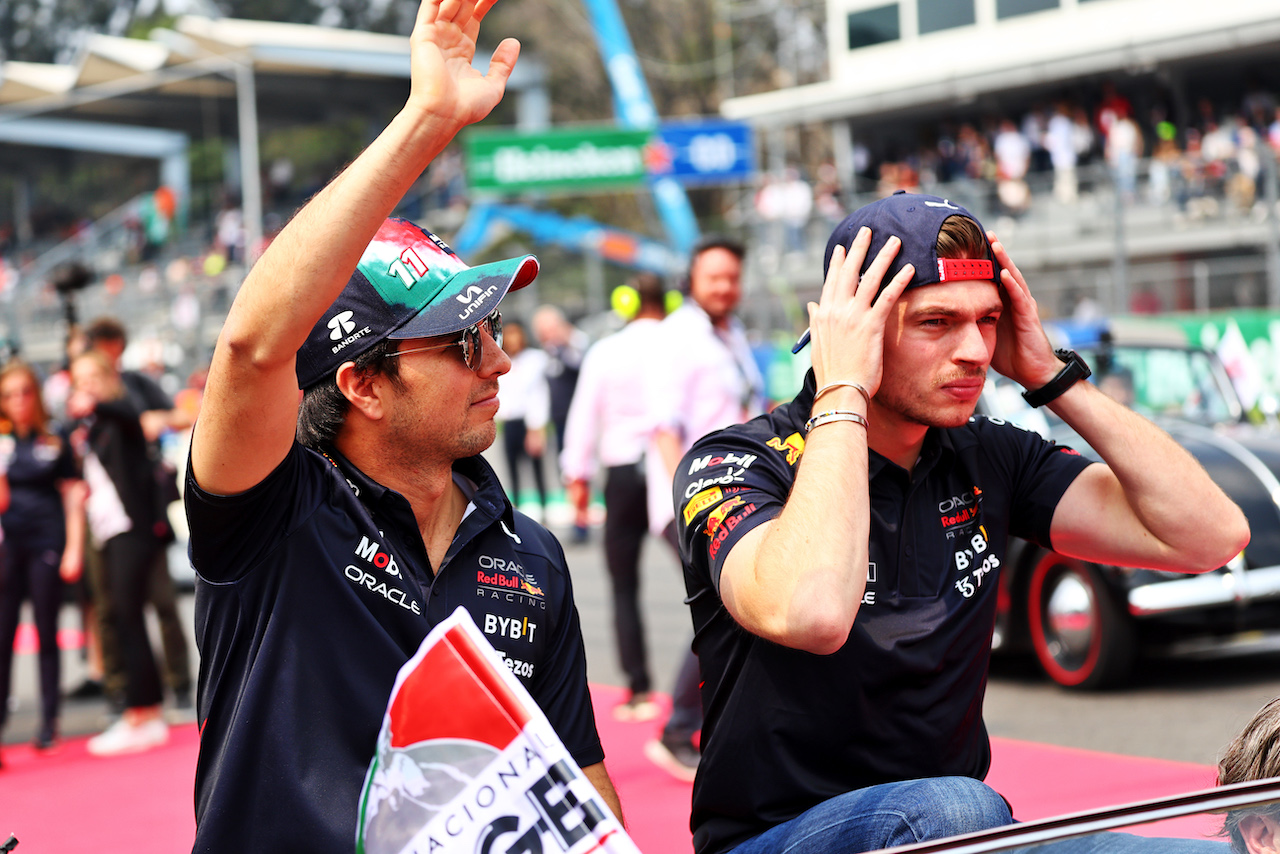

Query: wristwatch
left=1021, top=349, right=1092, bottom=408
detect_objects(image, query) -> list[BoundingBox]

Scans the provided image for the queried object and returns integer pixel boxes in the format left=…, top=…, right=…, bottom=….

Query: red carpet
left=986, top=736, right=1224, bottom=840
left=0, top=685, right=1223, bottom=853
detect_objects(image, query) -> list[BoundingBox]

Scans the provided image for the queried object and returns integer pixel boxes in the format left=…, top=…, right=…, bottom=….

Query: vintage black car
left=982, top=330, right=1280, bottom=689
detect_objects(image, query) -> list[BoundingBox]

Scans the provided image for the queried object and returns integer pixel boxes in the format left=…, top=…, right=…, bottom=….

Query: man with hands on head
left=184, top=2, right=620, bottom=851
left=673, top=191, right=1249, bottom=854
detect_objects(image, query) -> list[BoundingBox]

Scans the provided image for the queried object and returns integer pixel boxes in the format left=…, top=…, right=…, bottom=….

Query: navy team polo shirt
left=186, top=443, right=602, bottom=853
left=675, top=371, right=1093, bottom=854
left=0, top=429, right=78, bottom=545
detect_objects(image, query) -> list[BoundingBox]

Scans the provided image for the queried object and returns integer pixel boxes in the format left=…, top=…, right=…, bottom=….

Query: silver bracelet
left=804, top=410, right=869, bottom=433
left=814, top=381, right=872, bottom=408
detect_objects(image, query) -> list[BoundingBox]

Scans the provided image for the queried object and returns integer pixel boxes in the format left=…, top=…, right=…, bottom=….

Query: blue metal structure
left=579, top=0, right=701, bottom=256
left=453, top=202, right=679, bottom=274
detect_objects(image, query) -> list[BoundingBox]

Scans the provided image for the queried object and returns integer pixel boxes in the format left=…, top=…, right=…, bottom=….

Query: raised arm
left=717, top=229, right=914, bottom=653
left=987, top=235, right=1250, bottom=572
left=191, top=0, right=519, bottom=496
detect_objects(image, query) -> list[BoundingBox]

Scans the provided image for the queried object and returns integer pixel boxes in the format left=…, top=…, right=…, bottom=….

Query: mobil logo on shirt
left=687, top=451, right=757, bottom=476
left=354, top=535, right=403, bottom=578
left=345, top=536, right=419, bottom=615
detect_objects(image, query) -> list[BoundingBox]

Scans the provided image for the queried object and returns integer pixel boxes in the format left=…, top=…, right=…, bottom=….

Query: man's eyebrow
left=908, top=302, right=1003, bottom=318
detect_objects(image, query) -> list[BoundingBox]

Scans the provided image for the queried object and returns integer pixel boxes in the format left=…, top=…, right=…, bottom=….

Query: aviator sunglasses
left=388, top=309, right=503, bottom=372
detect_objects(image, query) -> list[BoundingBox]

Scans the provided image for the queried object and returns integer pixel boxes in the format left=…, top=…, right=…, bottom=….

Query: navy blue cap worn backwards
left=823, top=190, right=1000, bottom=291
left=295, top=217, right=539, bottom=389
left=792, top=191, right=1002, bottom=353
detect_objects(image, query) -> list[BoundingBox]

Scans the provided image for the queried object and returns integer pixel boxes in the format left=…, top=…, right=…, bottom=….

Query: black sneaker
left=65, top=679, right=104, bottom=700
left=644, top=734, right=700, bottom=782
left=33, top=725, right=57, bottom=752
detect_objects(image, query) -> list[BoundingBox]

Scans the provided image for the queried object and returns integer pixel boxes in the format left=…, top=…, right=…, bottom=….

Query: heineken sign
left=465, top=127, right=656, bottom=193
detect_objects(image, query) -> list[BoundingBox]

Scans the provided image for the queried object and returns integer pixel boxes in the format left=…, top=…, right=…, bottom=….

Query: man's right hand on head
left=806, top=227, right=914, bottom=403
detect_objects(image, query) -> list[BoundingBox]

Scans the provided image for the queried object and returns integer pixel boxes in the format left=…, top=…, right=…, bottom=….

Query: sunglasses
left=388, top=310, right=503, bottom=372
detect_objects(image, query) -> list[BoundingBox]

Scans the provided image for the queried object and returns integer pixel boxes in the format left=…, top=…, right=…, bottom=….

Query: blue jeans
left=727, top=777, right=1013, bottom=854
left=726, top=778, right=1231, bottom=854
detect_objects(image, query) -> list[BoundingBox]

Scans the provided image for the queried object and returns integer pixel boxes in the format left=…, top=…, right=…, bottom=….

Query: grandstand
left=722, top=0, right=1280, bottom=322
left=0, top=15, right=548, bottom=386
left=5, top=1, right=1280, bottom=386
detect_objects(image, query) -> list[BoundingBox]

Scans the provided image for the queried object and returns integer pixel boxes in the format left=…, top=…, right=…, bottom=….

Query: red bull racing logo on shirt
left=704, top=497, right=745, bottom=537
left=476, top=555, right=546, bottom=609
left=938, top=487, right=982, bottom=531
left=707, top=503, right=758, bottom=562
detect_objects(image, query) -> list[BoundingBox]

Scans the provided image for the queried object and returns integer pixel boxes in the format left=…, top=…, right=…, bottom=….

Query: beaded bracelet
left=814, top=381, right=871, bottom=408
left=804, top=410, right=869, bottom=433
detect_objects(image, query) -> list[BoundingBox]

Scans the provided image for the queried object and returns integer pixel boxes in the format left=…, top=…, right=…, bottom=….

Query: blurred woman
left=496, top=319, right=550, bottom=517
left=67, top=351, right=167, bottom=756
left=0, top=360, right=83, bottom=758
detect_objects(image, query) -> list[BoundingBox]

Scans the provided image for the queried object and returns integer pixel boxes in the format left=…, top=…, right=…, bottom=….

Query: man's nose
left=479, top=328, right=511, bottom=377
left=955, top=322, right=991, bottom=365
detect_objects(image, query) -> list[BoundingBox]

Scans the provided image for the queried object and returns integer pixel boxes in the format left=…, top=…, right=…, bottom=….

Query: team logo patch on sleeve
left=703, top=497, right=745, bottom=537
left=682, top=486, right=724, bottom=525
left=766, top=432, right=805, bottom=465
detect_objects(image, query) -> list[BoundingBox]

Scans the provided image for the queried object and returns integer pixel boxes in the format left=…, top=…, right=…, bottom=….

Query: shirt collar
left=320, top=446, right=513, bottom=527
left=793, top=369, right=957, bottom=481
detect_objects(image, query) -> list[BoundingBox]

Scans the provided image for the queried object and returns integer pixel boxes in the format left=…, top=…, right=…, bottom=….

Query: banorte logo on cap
left=327, top=310, right=356, bottom=340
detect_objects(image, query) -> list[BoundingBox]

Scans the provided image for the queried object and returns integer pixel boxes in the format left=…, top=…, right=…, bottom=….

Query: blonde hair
left=71, top=350, right=125, bottom=401
left=936, top=215, right=992, bottom=262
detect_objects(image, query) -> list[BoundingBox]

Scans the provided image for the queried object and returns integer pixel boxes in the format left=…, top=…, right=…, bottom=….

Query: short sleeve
left=673, top=427, right=796, bottom=592
left=971, top=417, right=1094, bottom=550
left=184, top=442, right=319, bottom=584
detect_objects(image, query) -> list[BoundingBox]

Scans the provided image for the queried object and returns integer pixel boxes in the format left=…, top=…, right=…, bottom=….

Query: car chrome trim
left=878, top=778, right=1280, bottom=853
left=1128, top=565, right=1280, bottom=615
left=1163, top=420, right=1280, bottom=514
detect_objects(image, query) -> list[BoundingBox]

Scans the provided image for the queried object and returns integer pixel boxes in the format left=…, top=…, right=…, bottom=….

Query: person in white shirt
left=496, top=319, right=550, bottom=516
left=561, top=273, right=669, bottom=723
left=647, top=235, right=764, bottom=780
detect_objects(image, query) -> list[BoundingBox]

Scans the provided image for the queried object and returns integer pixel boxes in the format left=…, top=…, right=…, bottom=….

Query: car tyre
left=1027, top=552, right=1135, bottom=689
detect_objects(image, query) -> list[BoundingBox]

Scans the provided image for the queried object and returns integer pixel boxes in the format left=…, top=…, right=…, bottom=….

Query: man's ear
left=1239, top=814, right=1280, bottom=854
left=335, top=361, right=385, bottom=421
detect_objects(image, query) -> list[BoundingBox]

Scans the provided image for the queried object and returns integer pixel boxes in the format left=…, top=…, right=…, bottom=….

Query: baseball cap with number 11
left=295, top=217, right=539, bottom=388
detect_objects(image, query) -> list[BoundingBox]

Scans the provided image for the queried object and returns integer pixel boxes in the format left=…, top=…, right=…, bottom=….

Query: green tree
left=0, top=0, right=141, bottom=63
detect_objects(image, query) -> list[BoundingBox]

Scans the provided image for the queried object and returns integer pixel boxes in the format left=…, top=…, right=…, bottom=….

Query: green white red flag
left=356, top=607, right=639, bottom=854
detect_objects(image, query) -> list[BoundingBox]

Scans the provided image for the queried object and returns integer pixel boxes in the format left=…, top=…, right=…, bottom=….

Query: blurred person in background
left=82, top=317, right=192, bottom=710
left=646, top=235, right=764, bottom=781
left=1045, top=101, right=1079, bottom=204
left=0, top=360, right=83, bottom=760
left=561, top=273, right=669, bottom=723
left=993, top=119, right=1032, bottom=216
left=67, top=351, right=168, bottom=756
left=531, top=304, right=587, bottom=457
left=533, top=305, right=590, bottom=539
left=497, top=317, right=550, bottom=518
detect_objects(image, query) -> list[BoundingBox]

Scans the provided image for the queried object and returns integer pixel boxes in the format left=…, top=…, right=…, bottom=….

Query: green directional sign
left=464, top=126, right=655, bottom=194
